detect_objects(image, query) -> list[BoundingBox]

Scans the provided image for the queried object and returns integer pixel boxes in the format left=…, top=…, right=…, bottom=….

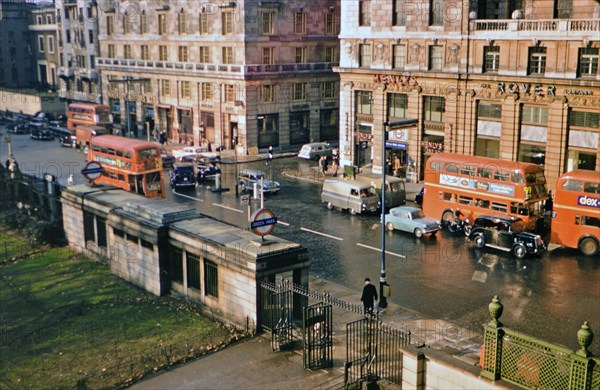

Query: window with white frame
left=222, top=47, right=234, bottom=64
left=161, top=79, right=171, bottom=96
left=181, top=81, right=191, bottom=99
left=359, top=44, right=371, bottom=68
left=291, top=83, right=306, bottom=101
left=178, top=46, right=189, bottom=62
left=483, top=46, right=500, bottom=73
left=222, top=11, right=233, bottom=35
left=38, top=36, right=44, bottom=52
left=577, top=48, right=598, bottom=78
left=260, top=85, right=274, bottom=103
left=260, top=11, right=274, bottom=35
left=201, top=82, right=213, bottom=101
left=294, top=12, right=305, bottom=34
left=295, top=47, right=306, bottom=64
left=159, top=45, right=168, bottom=61
left=429, top=45, right=443, bottom=70
left=528, top=46, right=547, bottom=75
left=359, top=0, right=371, bottom=26
left=178, top=12, right=187, bottom=35
left=141, top=45, right=149, bottom=60
left=48, top=36, right=54, bottom=53
left=262, top=47, right=274, bottom=65
left=199, top=12, right=209, bottom=34
left=392, top=45, right=406, bottom=69
left=325, top=46, right=336, bottom=63
left=322, top=81, right=335, bottom=99
left=199, top=46, right=210, bottom=63
left=325, top=13, right=336, bottom=34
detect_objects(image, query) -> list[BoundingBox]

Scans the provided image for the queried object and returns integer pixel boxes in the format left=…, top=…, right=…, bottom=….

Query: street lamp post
left=379, top=119, right=418, bottom=310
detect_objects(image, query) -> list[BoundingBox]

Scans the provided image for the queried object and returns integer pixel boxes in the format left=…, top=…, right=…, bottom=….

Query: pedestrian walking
left=360, top=278, right=378, bottom=315
left=544, top=191, right=554, bottom=216
left=67, top=174, right=75, bottom=186
left=266, top=145, right=273, bottom=165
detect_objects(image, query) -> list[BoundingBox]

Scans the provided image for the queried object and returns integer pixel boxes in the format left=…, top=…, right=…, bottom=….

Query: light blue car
left=384, top=206, right=441, bottom=238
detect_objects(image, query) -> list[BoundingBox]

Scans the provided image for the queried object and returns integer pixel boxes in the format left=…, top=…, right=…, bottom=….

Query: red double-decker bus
left=551, top=170, right=599, bottom=256
left=67, top=103, right=112, bottom=132
left=422, top=153, right=549, bottom=232
left=88, top=135, right=165, bottom=198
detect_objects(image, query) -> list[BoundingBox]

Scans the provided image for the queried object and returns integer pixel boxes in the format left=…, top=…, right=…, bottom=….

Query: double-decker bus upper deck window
left=108, top=148, right=115, bottom=155
left=125, top=151, right=131, bottom=159
left=477, top=167, right=492, bottom=179
left=511, top=171, right=524, bottom=184
left=584, top=182, right=600, bottom=194
left=139, top=148, right=158, bottom=158
left=476, top=199, right=490, bottom=208
left=92, top=145, right=100, bottom=152
left=562, top=179, right=583, bottom=192
left=494, top=170, right=510, bottom=181
left=430, top=161, right=442, bottom=171
left=526, top=173, right=536, bottom=184
left=116, top=150, right=123, bottom=157
left=461, top=165, right=476, bottom=176
left=445, top=163, right=459, bottom=173
left=101, top=146, right=107, bottom=153
left=491, top=202, right=507, bottom=212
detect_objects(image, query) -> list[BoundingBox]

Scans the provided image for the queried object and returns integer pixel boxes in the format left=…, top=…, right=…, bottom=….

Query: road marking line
left=212, top=203, right=244, bottom=213
left=277, top=221, right=290, bottom=226
left=172, top=190, right=204, bottom=202
left=356, top=243, right=406, bottom=258
left=300, top=227, right=343, bottom=241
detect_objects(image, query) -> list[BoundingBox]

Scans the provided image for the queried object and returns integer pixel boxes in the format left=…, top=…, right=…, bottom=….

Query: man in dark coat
left=361, top=278, right=378, bottom=315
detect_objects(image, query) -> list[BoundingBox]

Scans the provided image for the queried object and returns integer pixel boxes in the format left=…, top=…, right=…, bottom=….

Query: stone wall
left=0, top=89, right=65, bottom=116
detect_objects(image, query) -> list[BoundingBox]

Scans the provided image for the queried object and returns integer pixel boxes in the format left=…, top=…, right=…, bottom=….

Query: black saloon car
left=468, top=216, right=546, bottom=259
left=31, top=129, right=54, bottom=141
left=196, top=153, right=221, bottom=183
left=169, top=163, right=196, bottom=189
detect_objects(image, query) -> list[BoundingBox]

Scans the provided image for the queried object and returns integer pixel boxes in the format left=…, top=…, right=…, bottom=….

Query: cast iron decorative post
left=481, top=295, right=504, bottom=381
left=569, top=321, right=595, bottom=389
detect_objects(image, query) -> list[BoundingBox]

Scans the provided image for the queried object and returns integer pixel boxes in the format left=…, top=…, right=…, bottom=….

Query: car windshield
left=411, top=210, right=425, bottom=219
left=510, top=220, right=526, bottom=232
left=178, top=166, right=194, bottom=173
left=360, top=188, right=377, bottom=198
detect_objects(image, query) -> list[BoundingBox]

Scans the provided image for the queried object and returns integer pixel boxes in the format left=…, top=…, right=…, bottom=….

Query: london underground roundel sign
left=81, top=161, right=104, bottom=182
left=250, top=208, right=277, bottom=237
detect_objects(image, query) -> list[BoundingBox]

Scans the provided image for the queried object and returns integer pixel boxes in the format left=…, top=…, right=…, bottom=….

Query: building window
left=123, top=14, right=130, bottom=34
left=199, top=46, right=210, bottom=63
left=260, top=11, right=274, bottom=35
left=429, top=45, right=443, bottom=71
left=387, top=93, right=408, bottom=119
left=295, top=47, right=306, bottom=64
left=569, top=110, right=600, bottom=128
left=158, top=14, right=167, bottom=35
left=161, top=79, right=171, bottom=96
left=393, top=0, right=407, bottom=26
left=554, top=0, right=572, bottom=18
left=289, top=111, right=310, bottom=145
left=204, top=260, right=218, bottom=298
left=322, top=81, right=335, bottom=99
left=108, top=44, right=115, bottom=58
left=140, top=12, right=147, bottom=34
left=325, top=13, right=336, bottom=35
left=294, top=12, right=305, bottom=34
left=325, top=47, right=336, bottom=63
left=257, top=114, right=279, bottom=148
left=37, top=15, right=43, bottom=24
left=483, top=46, right=500, bottom=73
left=201, top=82, right=213, bottom=101
left=124, top=44, right=132, bottom=59
left=178, top=46, right=189, bottom=62
left=291, top=83, right=306, bottom=101
left=141, top=45, right=149, bottom=60
left=48, top=36, right=54, bottom=53
left=578, top=48, right=599, bottom=78
left=38, top=36, right=44, bottom=52
left=142, top=79, right=152, bottom=94
left=528, top=47, right=547, bottom=75
left=222, top=47, right=234, bottom=64
left=224, top=84, right=236, bottom=102
left=320, top=109, right=339, bottom=141
left=356, top=90, right=372, bottom=115
left=430, top=0, right=443, bottom=25
left=159, top=45, right=168, bottom=61
left=222, top=11, right=233, bottom=35
left=88, top=29, right=94, bottom=44
left=181, top=81, right=191, bottom=98
left=106, top=15, right=114, bottom=35
left=178, top=12, right=187, bottom=35
left=199, top=13, right=209, bottom=34
left=359, top=0, right=371, bottom=26
left=260, top=85, right=274, bottom=103
left=478, top=102, right=502, bottom=119
left=522, top=106, right=548, bottom=124
left=186, top=254, right=201, bottom=290
left=170, top=248, right=183, bottom=283
left=518, top=143, right=546, bottom=166
left=392, top=45, right=406, bottom=69
left=423, top=96, right=445, bottom=122
left=359, top=44, right=371, bottom=68
left=262, top=47, right=274, bottom=65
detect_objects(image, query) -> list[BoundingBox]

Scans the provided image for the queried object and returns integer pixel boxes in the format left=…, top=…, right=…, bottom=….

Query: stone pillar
left=545, top=97, right=568, bottom=191
left=499, top=95, right=518, bottom=161
left=480, top=295, right=505, bottom=381
left=400, top=345, right=425, bottom=389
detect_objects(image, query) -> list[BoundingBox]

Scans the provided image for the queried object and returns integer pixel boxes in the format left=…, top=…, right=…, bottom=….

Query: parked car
left=298, top=142, right=333, bottom=160
left=321, top=179, right=380, bottom=215
left=161, top=152, right=175, bottom=168
left=414, top=187, right=424, bottom=206
left=468, top=215, right=546, bottom=259
left=172, top=146, right=209, bottom=160
left=238, top=168, right=280, bottom=195
left=31, top=129, right=54, bottom=141
left=7, top=122, right=29, bottom=134
left=385, top=206, right=441, bottom=238
left=60, top=135, right=79, bottom=148
left=196, top=152, right=221, bottom=183
left=169, top=163, right=196, bottom=189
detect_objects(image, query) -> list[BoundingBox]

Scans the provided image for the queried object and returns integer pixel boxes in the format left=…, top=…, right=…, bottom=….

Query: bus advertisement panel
left=551, top=170, right=600, bottom=256
left=422, top=153, right=549, bottom=232
left=67, top=103, right=112, bottom=132
left=88, top=135, right=165, bottom=198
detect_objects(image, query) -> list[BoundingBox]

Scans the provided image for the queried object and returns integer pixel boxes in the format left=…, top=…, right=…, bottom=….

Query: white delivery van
left=321, top=179, right=380, bottom=215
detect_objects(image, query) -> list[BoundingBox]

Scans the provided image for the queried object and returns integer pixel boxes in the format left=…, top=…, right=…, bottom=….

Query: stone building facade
left=95, top=0, right=340, bottom=151
left=29, top=4, right=59, bottom=91
left=56, top=0, right=102, bottom=103
left=336, top=0, right=599, bottom=189
left=0, top=0, right=35, bottom=88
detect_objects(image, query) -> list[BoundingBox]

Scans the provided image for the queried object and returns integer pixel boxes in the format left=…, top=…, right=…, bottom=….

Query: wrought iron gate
left=345, top=316, right=410, bottom=388
left=260, top=285, right=294, bottom=351
left=303, top=302, right=333, bottom=369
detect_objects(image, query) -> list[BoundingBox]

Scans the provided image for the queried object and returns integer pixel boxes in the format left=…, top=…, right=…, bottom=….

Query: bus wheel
left=513, top=244, right=527, bottom=259
left=326, top=202, right=333, bottom=210
left=474, top=235, right=486, bottom=248
left=579, top=237, right=599, bottom=257
left=442, top=210, right=454, bottom=227
left=414, top=228, right=423, bottom=238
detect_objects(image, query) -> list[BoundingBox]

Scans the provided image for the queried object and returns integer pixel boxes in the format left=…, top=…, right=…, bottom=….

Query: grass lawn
left=0, top=230, right=239, bottom=389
